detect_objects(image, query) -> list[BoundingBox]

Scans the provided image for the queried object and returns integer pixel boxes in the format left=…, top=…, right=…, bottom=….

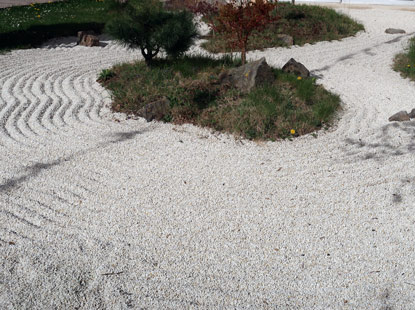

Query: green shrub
left=393, top=37, right=415, bottom=81
left=98, top=68, right=115, bottom=82
left=105, top=0, right=198, bottom=65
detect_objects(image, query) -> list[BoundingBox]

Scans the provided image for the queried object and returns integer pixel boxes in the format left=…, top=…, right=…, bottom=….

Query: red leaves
left=191, top=0, right=278, bottom=64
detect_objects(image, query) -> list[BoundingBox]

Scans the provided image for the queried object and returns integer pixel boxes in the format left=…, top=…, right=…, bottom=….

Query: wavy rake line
left=42, top=72, right=70, bottom=130
left=59, top=71, right=86, bottom=127
left=29, top=61, right=79, bottom=134
left=18, top=74, right=50, bottom=138
left=85, top=75, right=108, bottom=122
left=0, top=68, right=19, bottom=141
left=73, top=72, right=98, bottom=124
left=0, top=209, right=41, bottom=230
left=35, top=73, right=63, bottom=134
left=0, top=226, right=35, bottom=244
left=15, top=73, right=57, bottom=144
left=62, top=71, right=94, bottom=126
left=5, top=200, right=57, bottom=225
left=0, top=71, right=32, bottom=146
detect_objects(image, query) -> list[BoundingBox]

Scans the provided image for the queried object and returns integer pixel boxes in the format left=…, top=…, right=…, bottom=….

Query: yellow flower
left=37, top=15, right=41, bottom=18
left=290, top=129, right=295, bottom=135
left=245, top=73, right=249, bottom=77
left=297, top=76, right=302, bottom=80
left=407, top=64, right=411, bottom=68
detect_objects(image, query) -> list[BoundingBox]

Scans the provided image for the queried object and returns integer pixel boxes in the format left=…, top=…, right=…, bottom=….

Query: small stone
left=218, top=57, right=275, bottom=93
left=409, top=108, right=415, bottom=119
left=277, top=34, right=294, bottom=46
left=282, top=58, right=310, bottom=78
left=137, top=97, right=170, bottom=122
left=385, top=28, right=406, bottom=34
left=388, top=111, right=410, bottom=122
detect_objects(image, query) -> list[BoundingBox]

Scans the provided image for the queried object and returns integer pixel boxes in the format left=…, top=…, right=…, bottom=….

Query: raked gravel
left=1, top=6, right=415, bottom=310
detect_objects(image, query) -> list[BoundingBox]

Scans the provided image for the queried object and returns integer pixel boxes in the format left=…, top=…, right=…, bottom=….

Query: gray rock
left=218, top=57, right=275, bottom=93
left=137, top=97, right=170, bottom=122
left=409, top=108, right=415, bottom=119
left=282, top=58, right=310, bottom=78
left=388, top=111, right=410, bottom=122
left=277, top=34, right=294, bottom=46
left=385, top=28, right=406, bottom=34
left=78, top=31, right=100, bottom=47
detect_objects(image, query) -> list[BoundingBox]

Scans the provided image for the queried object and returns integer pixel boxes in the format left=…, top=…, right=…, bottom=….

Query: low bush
left=105, top=0, right=198, bottom=65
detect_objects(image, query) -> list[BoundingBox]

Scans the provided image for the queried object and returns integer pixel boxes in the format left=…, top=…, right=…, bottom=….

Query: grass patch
left=393, top=37, right=415, bottom=81
left=0, top=0, right=107, bottom=51
left=202, top=3, right=364, bottom=53
left=99, top=56, right=340, bottom=140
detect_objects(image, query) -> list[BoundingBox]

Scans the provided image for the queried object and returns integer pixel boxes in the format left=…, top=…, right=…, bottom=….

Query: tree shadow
left=311, top=32, right=414, bottom=77
left=0, top=22, right=105, bottom=50
left=0, top=129, right=146, bottom=193
left=342, top=121, right=415, bottom=204
left=343, top=121, right=415, bottom=162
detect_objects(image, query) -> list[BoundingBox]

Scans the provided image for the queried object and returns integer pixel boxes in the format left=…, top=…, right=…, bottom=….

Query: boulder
left=388, top=111, right=410, bottom=122
left=137, top=97, right=170, bottom=122
left=409, top=108, right=415, bottom=119
left=77, top=30, right=94, bottom=43
left=78, top=31, right=100, bottom=47
left=277, top=34, right=294, bottom=46
left=218, top=57, right=275, bottom=93
left=385, top=28, right=406, bottom=34
left=282, top=58, right=310, bottom=78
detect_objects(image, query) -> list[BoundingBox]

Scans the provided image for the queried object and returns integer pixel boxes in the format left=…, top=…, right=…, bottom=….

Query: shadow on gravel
left=392, top=176, right=415, bottom=204
left=311, top=32, right=414, bottom=77
left=342, top=122, right=415, bottom=204
left=0, top=129, right=146, bottom=193
left=343, top=121, right=415, bottom=161
left=0, top=22, right=104, bottom=51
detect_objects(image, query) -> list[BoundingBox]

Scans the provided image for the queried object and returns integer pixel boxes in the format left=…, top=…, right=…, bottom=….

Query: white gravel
left=1, top=6, right=415, bottom=310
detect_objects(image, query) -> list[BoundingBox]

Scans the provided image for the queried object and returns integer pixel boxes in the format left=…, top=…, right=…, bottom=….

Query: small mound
left=202, top=3, right=364, bottom=54
left=99, top=56, right=341, bottom=140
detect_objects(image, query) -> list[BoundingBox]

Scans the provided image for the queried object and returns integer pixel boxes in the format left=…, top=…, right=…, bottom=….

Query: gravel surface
left=1, top=7, right=415, bottom=310
left=0, top=0, right=62, bottom=8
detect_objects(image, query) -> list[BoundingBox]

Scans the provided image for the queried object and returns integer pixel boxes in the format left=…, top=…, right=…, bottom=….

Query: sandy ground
left=1, top=6, right=415, bottom=310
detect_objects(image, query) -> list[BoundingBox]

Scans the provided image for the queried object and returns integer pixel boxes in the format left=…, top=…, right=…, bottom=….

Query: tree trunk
left=141, top=46, right=159, bottom=66
left=241, top=43, right=247, bottom=65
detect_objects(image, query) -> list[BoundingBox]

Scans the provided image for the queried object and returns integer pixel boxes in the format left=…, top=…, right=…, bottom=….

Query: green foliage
left=105, top=0, right=198, bottom=65
left=195, top=0, right=277, bottom=65
left=202, top=3, right=364, bottom=54
left=98, top=69, right=115, bottom=82
left=394, top=37, right=415, bottom=81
